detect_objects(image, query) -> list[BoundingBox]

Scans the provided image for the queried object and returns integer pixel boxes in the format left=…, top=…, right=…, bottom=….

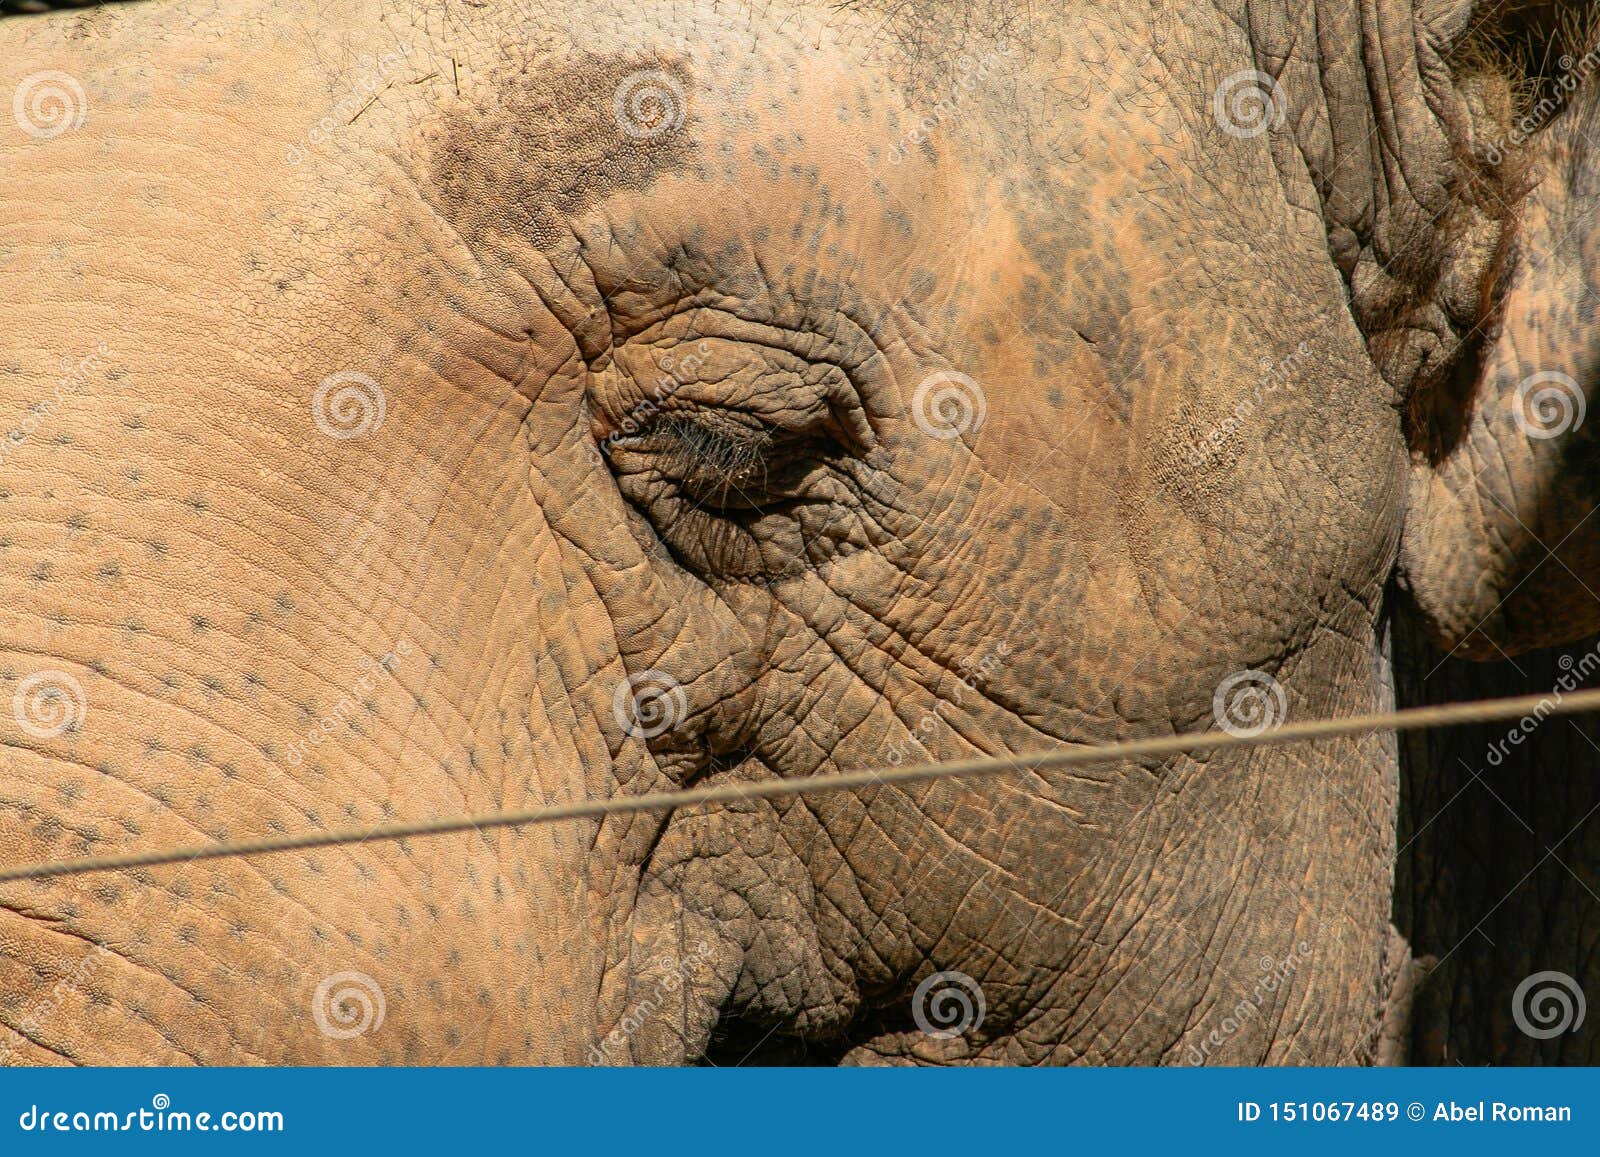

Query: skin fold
left=0, top=0, right=1593, bottom=1064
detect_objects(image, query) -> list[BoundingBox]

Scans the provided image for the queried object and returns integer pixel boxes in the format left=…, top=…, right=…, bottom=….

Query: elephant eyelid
left=612, top=404, right=848, bottom=517
left=650, top=411, right=780, bottom=478
left=627, top=382, right=867, bottom=463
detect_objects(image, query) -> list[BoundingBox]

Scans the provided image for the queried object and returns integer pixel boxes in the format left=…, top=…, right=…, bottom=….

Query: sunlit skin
left=0, top=0, right=1596, bottom=1064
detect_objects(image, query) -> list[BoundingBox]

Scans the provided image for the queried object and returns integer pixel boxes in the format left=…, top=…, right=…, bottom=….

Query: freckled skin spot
left=422, top=52, right=698, bottom=252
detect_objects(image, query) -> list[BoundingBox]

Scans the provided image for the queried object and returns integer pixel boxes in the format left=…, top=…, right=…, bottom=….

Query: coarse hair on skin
left=1397, top=2, right=1600, bottom=461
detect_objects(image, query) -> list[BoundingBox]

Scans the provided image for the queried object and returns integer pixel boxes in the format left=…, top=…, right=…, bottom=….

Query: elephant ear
left=1285, top=0, right=1523, bottom=455
left=1398, top=0, right=1597, bottom=450
left=1397, top=2, right=1600, bottom=659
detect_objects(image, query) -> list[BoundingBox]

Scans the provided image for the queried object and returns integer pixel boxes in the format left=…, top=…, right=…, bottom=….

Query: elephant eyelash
left=622, top=407, right=845, bottom=515
left=599, top=388, right=864, bottom=580
left=652, top=412, right=776, bottom=484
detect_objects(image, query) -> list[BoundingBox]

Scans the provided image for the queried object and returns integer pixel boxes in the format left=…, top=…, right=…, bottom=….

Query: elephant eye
left=589, top=336, right=873, bottom=578
left=625, top=407, right=845, bottom=512
left=647, top=411, right=777, bottom=504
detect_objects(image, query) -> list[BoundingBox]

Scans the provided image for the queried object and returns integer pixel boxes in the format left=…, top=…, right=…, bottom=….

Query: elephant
left=1, top=0, right=1598, bottom=1065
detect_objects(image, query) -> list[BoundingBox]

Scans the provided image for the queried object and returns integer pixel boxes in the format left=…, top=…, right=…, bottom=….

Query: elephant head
left=1, top=0, right=1596, bottom=1065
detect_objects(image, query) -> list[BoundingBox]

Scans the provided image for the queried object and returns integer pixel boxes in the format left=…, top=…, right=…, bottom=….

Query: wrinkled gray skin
left=0, top=0, right=1595, bottom=1065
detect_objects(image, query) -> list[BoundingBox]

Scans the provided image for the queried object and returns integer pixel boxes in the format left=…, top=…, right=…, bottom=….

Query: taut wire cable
left=2, top=686, right=1597, bottom=884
